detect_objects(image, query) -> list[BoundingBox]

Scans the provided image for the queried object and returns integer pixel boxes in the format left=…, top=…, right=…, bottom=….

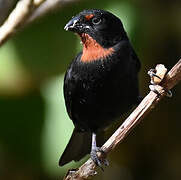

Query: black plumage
left=59, top=9, right=141, bottom=166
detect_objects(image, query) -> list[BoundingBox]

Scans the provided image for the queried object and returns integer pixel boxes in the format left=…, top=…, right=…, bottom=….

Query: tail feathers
left=59, top=128, right=91, bottom=166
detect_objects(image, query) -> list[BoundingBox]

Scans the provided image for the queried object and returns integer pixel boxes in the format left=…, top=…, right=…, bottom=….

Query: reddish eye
left=92, top=17, right=101, bottom=25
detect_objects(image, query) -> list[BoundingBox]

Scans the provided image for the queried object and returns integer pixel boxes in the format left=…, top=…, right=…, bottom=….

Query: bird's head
left=64, top=9, right=128, bottom=48
left=64, top=9, right=128, bottom=62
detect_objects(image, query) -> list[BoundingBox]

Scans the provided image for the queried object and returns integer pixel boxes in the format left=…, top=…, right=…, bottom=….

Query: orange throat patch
left=79, top=33, right=114, bottom=62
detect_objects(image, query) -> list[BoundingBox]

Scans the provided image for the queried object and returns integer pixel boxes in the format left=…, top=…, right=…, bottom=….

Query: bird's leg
left=148, top=67, right=172, bottom=97
left=90, top=133, right=109, bottom=169
left=90, top=133, right=102, bottom=167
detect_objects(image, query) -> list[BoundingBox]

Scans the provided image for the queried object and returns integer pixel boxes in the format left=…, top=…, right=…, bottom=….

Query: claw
left=102, top=158, right=109, bottom=166
left=90, top=149, right=102, bottom=167
left=165, top=89, right=172, bottom=97
left=148, top=69, right=162, bottom=84
left=148, top=65, right=172, bottom=98
left=91, top=133, right=109, bottom=170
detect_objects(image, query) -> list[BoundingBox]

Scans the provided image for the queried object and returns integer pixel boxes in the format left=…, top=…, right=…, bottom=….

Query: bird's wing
left=63, top=53, right=82, bottom=121
left=63, top=69, right=74, bottom=120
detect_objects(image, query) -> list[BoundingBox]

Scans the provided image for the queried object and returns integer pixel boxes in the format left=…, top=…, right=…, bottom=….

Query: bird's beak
left=64, top=16, right=80, bottom=32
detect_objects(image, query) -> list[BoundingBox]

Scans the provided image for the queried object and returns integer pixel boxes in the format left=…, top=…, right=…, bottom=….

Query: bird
left=59, top=9, right=141, bottom=167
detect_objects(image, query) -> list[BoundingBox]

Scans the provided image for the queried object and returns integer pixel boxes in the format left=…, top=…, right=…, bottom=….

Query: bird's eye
left=92, top=17, right=101, bottom=25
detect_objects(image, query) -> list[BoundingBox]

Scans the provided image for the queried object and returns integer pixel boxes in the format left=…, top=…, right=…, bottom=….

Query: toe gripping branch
left=148, top=64, right=172, bottom=98
left=90, top=133, right=109, bottom=171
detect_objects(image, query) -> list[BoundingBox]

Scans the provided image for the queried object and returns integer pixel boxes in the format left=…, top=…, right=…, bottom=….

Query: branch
left=0, top=0, right=79, bottom=47
left=27, top=0, right=79, bottom=23
left=0, top=0, right=46, bottom=46
left=63, top=59, right=181, bottom=180
left=0, top=0, right=17, bottom=25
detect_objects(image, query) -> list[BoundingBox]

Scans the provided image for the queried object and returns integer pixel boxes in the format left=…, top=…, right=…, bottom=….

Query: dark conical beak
left=64, top=16, right=80, bottom=32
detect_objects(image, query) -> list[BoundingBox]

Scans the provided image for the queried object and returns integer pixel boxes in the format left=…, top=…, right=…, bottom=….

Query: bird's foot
left=148, top=68, right=162, bottom=84
left=149, top=84, right=172, bottom=98
left=90, top=147, right=109, bottom=170
left=148, top=65, right=172, bottom=97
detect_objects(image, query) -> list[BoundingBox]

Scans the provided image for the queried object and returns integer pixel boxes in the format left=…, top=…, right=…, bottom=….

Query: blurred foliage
left=0, top=0, right=180, bottom=180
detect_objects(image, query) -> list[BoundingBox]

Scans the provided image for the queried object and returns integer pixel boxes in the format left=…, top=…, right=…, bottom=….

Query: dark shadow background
left=0, top=0, right=180, bottom=179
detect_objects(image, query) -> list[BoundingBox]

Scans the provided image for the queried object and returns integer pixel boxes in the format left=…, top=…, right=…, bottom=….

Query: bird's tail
left=59, top=128, right=92, bottom=166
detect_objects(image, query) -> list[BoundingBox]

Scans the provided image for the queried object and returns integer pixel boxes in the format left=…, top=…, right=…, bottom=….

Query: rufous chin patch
left=79, top=33, right=114, bottom=62
left=85, top=14, right=94, bottom=21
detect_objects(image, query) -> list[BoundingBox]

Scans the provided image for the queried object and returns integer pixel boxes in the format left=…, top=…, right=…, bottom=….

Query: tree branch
left=27, top=0, right=79, bottom=23
left=0, top=0, right=17, bottom=25
left=0, top=0, right=79, bottom=47
left=0, top=0, right=46, bottom=46
left=63, top=59, right=181, bottom=180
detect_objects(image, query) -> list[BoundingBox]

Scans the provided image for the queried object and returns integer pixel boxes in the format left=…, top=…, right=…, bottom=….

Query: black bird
left=59, top=9, right=141, bottom=167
